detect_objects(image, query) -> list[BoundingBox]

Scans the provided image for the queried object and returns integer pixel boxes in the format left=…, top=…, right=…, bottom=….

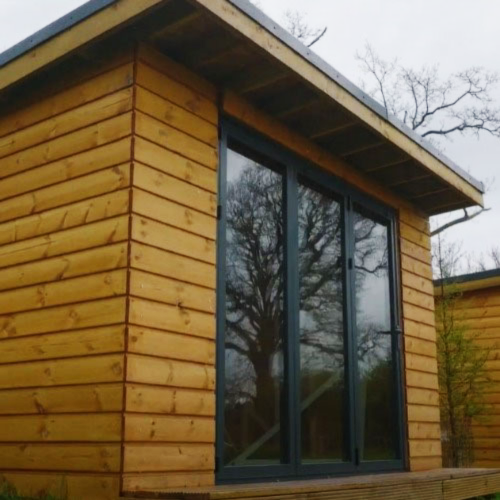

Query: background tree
left=434, top=236, right=491, bottom=467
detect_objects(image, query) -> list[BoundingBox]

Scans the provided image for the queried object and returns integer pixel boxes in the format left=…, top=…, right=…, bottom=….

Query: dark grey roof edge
left=434, top=268, right=500, bottom=287
left=0, top=0, right=486, bottom=196
left=0, top=0, right=117, bottom=68
left=227, top=0, right=485, bottom=195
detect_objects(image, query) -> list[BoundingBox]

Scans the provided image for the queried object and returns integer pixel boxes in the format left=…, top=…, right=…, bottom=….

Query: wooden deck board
left=121, top=469, right=500, bottom=500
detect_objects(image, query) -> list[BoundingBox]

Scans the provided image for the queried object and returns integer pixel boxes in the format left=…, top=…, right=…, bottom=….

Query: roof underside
left=0, top=0, right=484, bottom=215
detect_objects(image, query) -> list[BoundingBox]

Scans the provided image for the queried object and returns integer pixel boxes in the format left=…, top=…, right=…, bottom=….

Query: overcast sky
left=1, top=0, right=498, bottom=271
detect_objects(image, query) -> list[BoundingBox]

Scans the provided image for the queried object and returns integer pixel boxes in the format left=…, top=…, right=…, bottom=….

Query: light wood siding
left=0, top=48, right=134, bottom=499
left=443, top=284, right=500, bottom=468
left=0, top=40, right=443, bottom=497
left=123, top=45, right=217, bottom=493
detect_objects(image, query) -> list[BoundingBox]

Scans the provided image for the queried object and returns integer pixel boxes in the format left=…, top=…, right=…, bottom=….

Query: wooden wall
left=0, top=40, right=442, bottom=498
left=0, top=47, right=135, bottom=499
left=448, top=283, right=500, bottom=467
left=121, top=45, right=218, bottom=493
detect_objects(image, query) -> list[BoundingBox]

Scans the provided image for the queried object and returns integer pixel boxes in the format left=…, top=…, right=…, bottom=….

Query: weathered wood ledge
left=122, top=468, right=500, bottom=500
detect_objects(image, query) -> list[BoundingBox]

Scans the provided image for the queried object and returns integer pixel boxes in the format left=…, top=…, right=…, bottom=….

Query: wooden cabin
left=435, top=269, right=500, bottom=469
left=0, top=0, right=497, bottom=498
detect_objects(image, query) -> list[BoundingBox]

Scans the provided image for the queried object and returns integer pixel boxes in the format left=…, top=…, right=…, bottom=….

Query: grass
left=0, top=482, right=63, bottom=500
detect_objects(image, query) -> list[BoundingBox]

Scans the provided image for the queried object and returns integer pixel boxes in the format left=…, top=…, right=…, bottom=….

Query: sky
left=0, top=0, right=499, bottom=271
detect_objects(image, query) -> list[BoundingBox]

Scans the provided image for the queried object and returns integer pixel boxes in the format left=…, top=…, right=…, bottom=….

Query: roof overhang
left=435, top=269, right=500, bottom=294
left=0, top=0, right=485, bottom=215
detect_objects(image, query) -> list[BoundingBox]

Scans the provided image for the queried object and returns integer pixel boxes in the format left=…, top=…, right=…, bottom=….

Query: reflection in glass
left=298, top=183, right=346, bottom=463
left=353, top=211, right=397, bottom=461
left=223, top=147, right=284, bottom=466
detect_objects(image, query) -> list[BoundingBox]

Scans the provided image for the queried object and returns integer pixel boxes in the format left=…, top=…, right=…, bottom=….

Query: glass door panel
left=298, top=183, right=347, bottom=464
left=223, top=147, right=285, bottom=467
left=353, top=210, right=398, bottom=462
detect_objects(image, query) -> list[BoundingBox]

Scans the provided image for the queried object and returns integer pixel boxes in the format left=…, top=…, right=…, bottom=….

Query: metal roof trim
left=434, top=268, right=500, bottom=287
left=0, top=0, right=117, bottom=68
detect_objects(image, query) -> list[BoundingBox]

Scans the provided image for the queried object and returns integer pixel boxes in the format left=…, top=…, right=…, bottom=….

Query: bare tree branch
left=431, top=208, right=491, bottom=237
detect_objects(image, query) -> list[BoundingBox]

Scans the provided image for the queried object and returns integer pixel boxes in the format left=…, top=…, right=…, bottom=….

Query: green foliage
left=0, top=480, right=63, bottom=500
left=436, top=281, right=490, bottom=467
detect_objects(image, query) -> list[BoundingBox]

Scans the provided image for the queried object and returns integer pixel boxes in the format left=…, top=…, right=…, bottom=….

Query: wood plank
left=0, top=414, right=122, bottom=442
left=124, top=414, right=214, bottom=442
left=0, top=243, right=127, bottom=292
left=136, top=61, right=217, bottom=125
left=408, top=422, right=441, bottom=440
left=134, top=136, right=216, bottom=193
left=403, top=303, right=436, bottom=327
left=129, top=297, right=215, bottom=340
left=0, top=215, right=129, bottom=268
left=131, top=215, right=215, bottom=264
left=0, top=188, right=130, bottom=246
left=401, top=238, right=432, bottom=265
left=404, top=337, right=437, bottom=358
left=132, top=187, right=216, bottom=240
left=0, top=384, right=124, bottom=415
left=399, top=209, right=430, bottom=236
left=406, top=370, right=439, bottom=391
left=135, top=112, right=217, bottom=170
left=443, top=473, right=500, bottom=500
left=135, top=86, right=217, bottom=146
left=130, top=269, right=215, bottom=313
left=0, top=297, right=126, bottom=340
left=128, top=326, right=215, bottom=365
left=404, top=319, right=437, bottom=342
left=0, top=443, right=121, bottom=472
left=0, top=353, right=125, bottom=389
left=401, top=254, right=433, bottom=280
left=0, top=63, right=134, bottom=138
left=133, top=161, right=216, bottom=216
left=406, top=387, right=439, bottom=407
left=409, top=456, right=442, bottom=471
left=131, top=242, right=215, bottom=289
left=456, top=305, right=500, bottom=320
left=0, top=270, right=126, bottom=315
left=125, top=384, right=215, bottom=416
left=126, top=354, right=215, bottom=390
left=123, top=443, right=214, bottom=472
left=1, top=472, right=120, bottom=500
left=405, top=352, right=438, bottom=374
left=122, top=470, right=213, bottom=492
left=0, top=325, right=126, bottom=364
left=137, top=44, right=216, bottom=102
left=402, top=272, right=434, bottom=296
left=407, top=404, right=440, bottom=423
left=403, top=287, right=435, bottom=311
left=408, top=440, right=442, bottom=458
left=400, top=222, right=431, bottom=250
left=0, top=87, right=133, bottom=159
left=0, top=137, right=131, bottom=204
left=0, top=112, right=132, bottom=179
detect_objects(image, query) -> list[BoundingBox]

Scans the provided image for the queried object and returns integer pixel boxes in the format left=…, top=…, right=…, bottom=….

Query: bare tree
left=465, top=245, right=500, bottom=273
left=282, top=10, right=327, bottom=48
left=357, top=44, right=497, bottom=235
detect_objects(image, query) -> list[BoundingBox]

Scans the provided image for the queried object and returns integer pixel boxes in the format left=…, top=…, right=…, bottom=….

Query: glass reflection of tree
left=353, top=213, right=395, bottom=460
left=223, top=155, right=395, bottom=464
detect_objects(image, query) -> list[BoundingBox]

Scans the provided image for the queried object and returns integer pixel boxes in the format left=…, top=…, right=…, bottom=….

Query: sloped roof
left=0, top=0, right=484, bottom=214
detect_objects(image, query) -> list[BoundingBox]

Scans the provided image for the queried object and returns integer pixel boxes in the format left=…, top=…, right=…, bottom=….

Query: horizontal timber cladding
left=0, top=46, right=133, bottom=499
left=444, top=284, right=500, bottom=468
left=0, top=38, right=442, bottom=496
left=122, top=44, right=218, bottom=494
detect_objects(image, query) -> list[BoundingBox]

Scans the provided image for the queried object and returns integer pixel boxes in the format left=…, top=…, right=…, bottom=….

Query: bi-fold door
left=216, top=120, right=406, bottom=482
